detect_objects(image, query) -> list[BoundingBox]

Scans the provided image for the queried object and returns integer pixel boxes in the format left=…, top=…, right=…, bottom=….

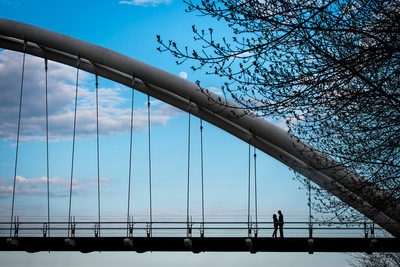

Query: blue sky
left=0, top=0, right=354, bottom=265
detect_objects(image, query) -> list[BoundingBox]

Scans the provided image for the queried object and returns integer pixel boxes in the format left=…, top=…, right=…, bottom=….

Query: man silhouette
left=278, top=210, right=284, bottom=238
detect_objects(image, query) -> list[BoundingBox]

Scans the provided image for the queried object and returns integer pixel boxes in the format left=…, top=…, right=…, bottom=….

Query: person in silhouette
left=278, top=210, right=284, bottom=238
left=272, top=214, right=278, bottom=238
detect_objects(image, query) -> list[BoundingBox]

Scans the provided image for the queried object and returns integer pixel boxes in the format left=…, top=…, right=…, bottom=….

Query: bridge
left=0, top=18, right=399, bottom=254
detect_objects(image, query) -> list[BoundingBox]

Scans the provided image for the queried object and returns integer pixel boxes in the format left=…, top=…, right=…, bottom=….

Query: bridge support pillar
left=367, top=238, right=378, bottom=254
left=123, top=238, right=134, bottom=250
left=245, top=238, right=257, bottom=254
left=307, top=238, right=314, bottom=254
left=6, top=238, right=18, bottom=247
left=184, top=238, right=193, bottom=250
left=64, top=238, right=76, bottom=248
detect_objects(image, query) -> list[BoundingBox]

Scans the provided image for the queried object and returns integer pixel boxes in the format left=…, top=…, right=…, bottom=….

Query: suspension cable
left=10, top=41, right=27, bottom=237
left=200, top=118, right=205, bottom=234
left=186, top=101, right=191, bottom=236
left=308, top=179, right=312, bottom=238
left=247, top=134, right=252, bottom=237
left=68, top=57, right=80, bottom=238
left=44, top=57, right=50, bottom=237
left=147, top=94, right=152, bottom=237
left=95, top=74, right=101, bottom=237
left=253, top=146, right=258, bottom=235
left=127, top=77, right=135, bottom=236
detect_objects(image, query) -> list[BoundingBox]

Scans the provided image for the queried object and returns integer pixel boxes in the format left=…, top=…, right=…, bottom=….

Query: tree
left=157, top=0, right=400, bottom=221
left=349, top=252, right=400, bottom=267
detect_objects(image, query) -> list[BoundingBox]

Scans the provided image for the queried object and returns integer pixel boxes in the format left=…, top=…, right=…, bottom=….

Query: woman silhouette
left=272, top=214, right=278, bottom=238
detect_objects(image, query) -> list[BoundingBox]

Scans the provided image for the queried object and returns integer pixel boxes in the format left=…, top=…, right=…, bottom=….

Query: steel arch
left=0, top=18, right=399, bottom=237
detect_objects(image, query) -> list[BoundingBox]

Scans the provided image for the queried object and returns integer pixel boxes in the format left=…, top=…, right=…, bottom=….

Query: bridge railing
left=0, top=219, right=388, bottom=238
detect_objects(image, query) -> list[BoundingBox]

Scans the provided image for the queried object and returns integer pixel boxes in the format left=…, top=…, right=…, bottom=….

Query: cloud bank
left=119, top=0, right=171, bottom=7
left=0, top=175, right=109, bottom=198
left=0, top=50, right=182, bottom=142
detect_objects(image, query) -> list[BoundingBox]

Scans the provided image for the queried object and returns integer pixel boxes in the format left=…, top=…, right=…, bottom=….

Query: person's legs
left=279, top=225, right=284, bottom=238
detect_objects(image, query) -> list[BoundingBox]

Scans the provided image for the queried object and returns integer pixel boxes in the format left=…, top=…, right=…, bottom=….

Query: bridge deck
left=1, top=237, right=399, bottom=253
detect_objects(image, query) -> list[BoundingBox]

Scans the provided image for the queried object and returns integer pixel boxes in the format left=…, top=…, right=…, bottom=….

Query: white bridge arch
left=0, top=18, right=399, bottom=237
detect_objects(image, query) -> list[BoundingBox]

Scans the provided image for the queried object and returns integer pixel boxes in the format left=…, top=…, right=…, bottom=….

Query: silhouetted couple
left=272, top=210, right=284, bottom=238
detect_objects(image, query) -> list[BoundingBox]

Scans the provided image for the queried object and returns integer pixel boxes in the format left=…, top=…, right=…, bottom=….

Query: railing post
left=371, top=223, right=375, bottom=238
left=364, top=220, right=368, bottom=238
left=248, top=217, right=252, bottom=237
left=43, top=223, right=48, bottom=238
left=146, top=223, right=151, bottom=238
left=14, top=216, right=19, bottom=238
left=129, top=219, right=134, bottom=237
left=94, top=223, right=99, bottom=238
left=200, top=223, right=204, bottom=238
left=187, top=215, right=192, bottom=238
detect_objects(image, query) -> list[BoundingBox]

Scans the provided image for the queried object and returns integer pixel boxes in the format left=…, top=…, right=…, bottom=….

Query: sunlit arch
left=0, top=18, right=399, bottom=237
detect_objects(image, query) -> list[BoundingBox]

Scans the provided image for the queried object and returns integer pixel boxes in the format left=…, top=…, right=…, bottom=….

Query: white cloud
left=228, top=51, right=253, bottom=62
left=0, top=185, right=46, bottom=197
left=179, top=71, right=187, bottom=79
left=15, top=175, right=65, bottom=186
left=208, top=86, right=223, bottom=96
left=147, top=99, right=162, bottom=106
left=0, top=175, right=109, bottom=198
left=0, top=50, right=182, bottom=142
left=235, top=51, right=253, bottom=58
left=119, top=0, right=171, bottom=7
